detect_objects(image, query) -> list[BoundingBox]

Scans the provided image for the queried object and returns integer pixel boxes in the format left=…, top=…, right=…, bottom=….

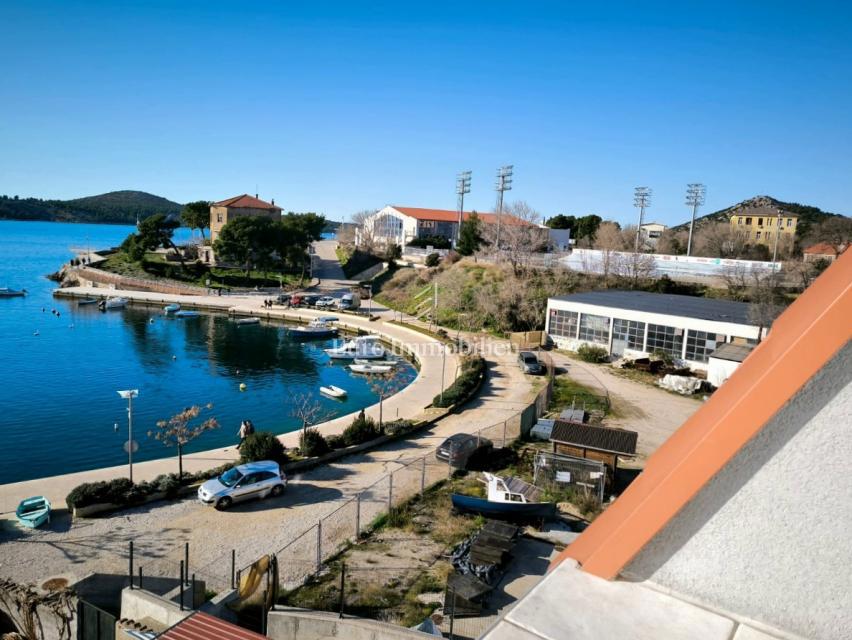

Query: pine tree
left=457, top=211, right=483, bottom=256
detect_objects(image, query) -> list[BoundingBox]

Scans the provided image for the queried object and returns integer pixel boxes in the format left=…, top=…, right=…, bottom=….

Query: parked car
left=435, top=434, right=493, bottom=469
left=315, top=296, right=336, bottom=309
left=301, top=294, right=320, bottom=307
left=275, top=293, right=291, bottom=305
left=197, top=460, right=287, bottom=510
left=290, top=293, right=304, bottom=306
left=518, top=351, right=544, bottom=375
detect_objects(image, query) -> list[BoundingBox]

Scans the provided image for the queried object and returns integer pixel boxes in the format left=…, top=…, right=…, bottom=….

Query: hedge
left=240, top=431, right=289, bottom=464
left=342, top=412, right=381, bottom=446
left=432, top=355, right=486, bottom=408
left=299, top=428, right=331, bottom=457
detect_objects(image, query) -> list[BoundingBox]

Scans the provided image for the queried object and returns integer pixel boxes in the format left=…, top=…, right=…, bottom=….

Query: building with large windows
left=545, top=290, right=766, bottom=370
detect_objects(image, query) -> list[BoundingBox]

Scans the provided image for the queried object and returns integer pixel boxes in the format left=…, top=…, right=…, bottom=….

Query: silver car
left=197, top=460, right=287, bottom=510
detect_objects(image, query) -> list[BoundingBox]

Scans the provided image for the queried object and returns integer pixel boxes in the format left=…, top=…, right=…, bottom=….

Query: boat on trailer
left=16, top=496, right=51, bottom=528
left=319, top=385, right=347, bottom=399
left=451, top=473, right=556, bottom=520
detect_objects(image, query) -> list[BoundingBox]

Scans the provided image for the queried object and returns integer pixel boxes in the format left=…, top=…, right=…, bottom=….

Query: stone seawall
left=74, top=265, right=206, bottom=296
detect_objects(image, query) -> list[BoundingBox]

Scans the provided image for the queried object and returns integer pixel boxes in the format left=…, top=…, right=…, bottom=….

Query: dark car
left=436, top=433, right=493, bottom=469
left=275, top=293, right=291, bottom=305
left=518, top=351, right=544, bottom=375
left=301, top=294, right=320, bottom=307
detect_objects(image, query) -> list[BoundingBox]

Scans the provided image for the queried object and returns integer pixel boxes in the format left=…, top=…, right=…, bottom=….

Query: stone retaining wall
left=75, top=266, right=206, bottom=296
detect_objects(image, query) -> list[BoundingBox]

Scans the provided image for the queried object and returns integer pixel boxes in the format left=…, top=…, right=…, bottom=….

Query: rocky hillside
left=672, top=195, right=844, bottom=239
left=0, top=190, right=183, bottom=224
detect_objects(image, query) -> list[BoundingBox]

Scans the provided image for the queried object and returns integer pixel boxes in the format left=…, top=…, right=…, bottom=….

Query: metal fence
left=532, top=450, right=605, bottom=504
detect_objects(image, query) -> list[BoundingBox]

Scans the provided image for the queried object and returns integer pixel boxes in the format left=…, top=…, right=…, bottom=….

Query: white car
left=197, top=460, right=287, bottom=510
left=315, top=296, right=336, bottom=309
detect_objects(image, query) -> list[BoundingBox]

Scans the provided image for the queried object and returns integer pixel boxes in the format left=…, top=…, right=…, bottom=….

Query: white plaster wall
left=707, top=357, right=740, bottom=387
left=625, top=341, right=852, bottom=640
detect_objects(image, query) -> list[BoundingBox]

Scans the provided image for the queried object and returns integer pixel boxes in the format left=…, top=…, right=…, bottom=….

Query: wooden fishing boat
left=0, top=287, right=27, bottom=298
left=319, top=385, right=347, bottom=399
left=16, top=496, right=51, bottom=528
left=451, top=473, right=556, bottom=520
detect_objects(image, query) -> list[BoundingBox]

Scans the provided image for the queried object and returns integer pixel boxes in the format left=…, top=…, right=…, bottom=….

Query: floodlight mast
left=685, top=183, right=706, bottom=256
left=456, top=171, right=471, bottom=245
left=495, top=165, right=513, bottom=248
left=633, top=187, right=652, bottom=252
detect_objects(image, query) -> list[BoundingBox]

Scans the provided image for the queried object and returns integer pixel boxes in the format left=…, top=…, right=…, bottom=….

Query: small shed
left=707, top=343, right=754, bottom=387
left=160, top=611, right=268, bottom=640
left=549, top=421, right=638, bottom=481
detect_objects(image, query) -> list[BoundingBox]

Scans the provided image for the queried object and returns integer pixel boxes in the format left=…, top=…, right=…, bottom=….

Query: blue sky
left=1, top=1, right=850, bottom=225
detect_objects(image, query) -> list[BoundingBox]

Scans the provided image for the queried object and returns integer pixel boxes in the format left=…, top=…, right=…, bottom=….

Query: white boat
left=100, top=297, right=128, bottom=310
left=164, top=303, right=181, bottom=313
left=325, top=335, right=385, bottom=360
left=349, top=363, right=393, bottom=374
left=354, top=358, right=397, bottom=367
left=289, top=318, right=338, bottom=339
left=235, top=317, right=261, bottom=325
left=319, top=385, right=347, bottom=399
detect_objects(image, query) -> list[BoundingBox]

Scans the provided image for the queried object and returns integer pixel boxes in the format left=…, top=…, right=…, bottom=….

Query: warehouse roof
left=550, top=290, right=753, bottom=325
left=550, top=421, right=638, bottom=456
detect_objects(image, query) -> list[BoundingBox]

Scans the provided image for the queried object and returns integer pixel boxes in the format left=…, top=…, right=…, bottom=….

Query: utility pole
left=117, top=389, right=139, bottom=482
left=495, top=165, right=513, bottom=249
left=456, top=171, right=471, bottom=246
left=685, top=183, right=706, bottom=256
left=633, top=187, right=652, bottom=252
left=772, top=211, right=782, bottom=265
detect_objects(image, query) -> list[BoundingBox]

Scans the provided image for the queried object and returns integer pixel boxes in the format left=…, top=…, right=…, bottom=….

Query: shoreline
left=0, top=285, right=458, bottom=517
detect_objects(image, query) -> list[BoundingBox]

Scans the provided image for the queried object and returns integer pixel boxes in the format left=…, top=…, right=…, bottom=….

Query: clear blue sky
left=2, top=1, right=850, bottom=225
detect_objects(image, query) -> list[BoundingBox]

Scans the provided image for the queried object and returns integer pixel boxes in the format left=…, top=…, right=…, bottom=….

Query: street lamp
left=633, top=187, right=651, bottom=252
left=440, top=344, right=447, bottom=405
left=495, top=165, right=513, bottom=249
left=685, top=183, right=706, bottom=256
left=772, top=211, right=782, bottom=265
left=456, top=171, right=471, bottom=246
left=117, top=389, right=139, bottom=482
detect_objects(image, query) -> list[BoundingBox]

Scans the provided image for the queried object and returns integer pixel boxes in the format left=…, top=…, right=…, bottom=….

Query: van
left=338, top=292, right=360, bottom=311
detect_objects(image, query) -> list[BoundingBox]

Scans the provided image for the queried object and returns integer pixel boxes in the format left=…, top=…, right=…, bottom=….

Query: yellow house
left=209, top=194, right=282, bottom=244
left=729, top=210, right=797, bottom=245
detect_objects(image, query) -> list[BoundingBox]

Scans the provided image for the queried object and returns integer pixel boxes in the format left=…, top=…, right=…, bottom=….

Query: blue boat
left=175, top=310, right=200, bottom=318
left=451, top=473, right=556, bottom=520
left=16, top=496, right=51, bottom=528
left=164, top=303, right=181, bottom=313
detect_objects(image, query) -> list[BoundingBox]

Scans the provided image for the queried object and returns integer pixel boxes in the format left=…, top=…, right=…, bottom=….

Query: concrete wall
left=120, top=588, right=193, bottom=629
left=625, top=341, right=852, bottom=640
left=267, top=607, right=434, bottom=640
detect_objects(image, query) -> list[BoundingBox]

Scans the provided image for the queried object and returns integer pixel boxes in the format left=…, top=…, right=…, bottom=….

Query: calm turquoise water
left=0, top=221, right=410, bottom=484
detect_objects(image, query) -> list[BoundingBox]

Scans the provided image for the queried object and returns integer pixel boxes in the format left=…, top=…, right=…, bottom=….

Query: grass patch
left=551, top=376, right=612, bottom=416
left=337, top=247, right=383, bottom=279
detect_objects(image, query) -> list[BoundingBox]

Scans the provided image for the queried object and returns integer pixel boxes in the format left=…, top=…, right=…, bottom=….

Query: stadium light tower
left=685, top=183, right=706, bottom=256
left=456, top=170, right=472, bottom=245
left=495, top=165, right=513, bottom=248
left=633, top=187, right=652, bottom=252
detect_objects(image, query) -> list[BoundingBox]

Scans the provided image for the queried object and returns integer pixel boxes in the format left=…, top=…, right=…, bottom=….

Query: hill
left=0, top=190, right=183, bottom=224
left=671, top=195, right=844, bottom=239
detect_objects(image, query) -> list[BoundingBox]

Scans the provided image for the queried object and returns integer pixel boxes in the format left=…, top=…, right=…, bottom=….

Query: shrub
left=154, top=473, right=182, bottom=498
left=425, top=252, right=440, bottom=267
left=577, top=344, right=609, bottom=363
left=240, top=431, right=288, bottom=464
left=66, top=477, right=140, bottom=510
left=299, top=428, right=331, bottom=457
left=326, top=434, right=346, bottom=450
left=432, top=356, right=485, bottom=408
left=383, top=419, right=416, bottom=436
left=650, top=348, right=674, bottom=367
left=342, top=412, right=381, bottom=447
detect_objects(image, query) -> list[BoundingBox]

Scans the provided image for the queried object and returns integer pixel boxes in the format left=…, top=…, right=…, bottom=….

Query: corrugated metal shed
left=159, top=612, right=267, bottom=640
left=550, top=421, right=638, bottom=456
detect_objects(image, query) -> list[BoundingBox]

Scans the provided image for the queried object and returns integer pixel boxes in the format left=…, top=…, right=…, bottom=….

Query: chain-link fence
left=532, top=450, right=606, bottom=504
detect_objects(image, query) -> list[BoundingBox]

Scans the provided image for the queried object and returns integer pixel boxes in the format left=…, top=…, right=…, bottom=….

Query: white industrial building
left=545, top=290, right=766, bottom=370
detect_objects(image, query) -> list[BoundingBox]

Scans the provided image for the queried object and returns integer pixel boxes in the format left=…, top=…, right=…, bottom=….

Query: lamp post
left=117, top=389, right=139, bottom=482
left=440, top=344, right=447, bottom=405
left=685, top=183, right=706, bottom=257
left=772, top=211, right=782, bottom=266
left=456, top=171, right=471, bottom=246
left=495, top=165, right=513, bottom=249
left=633, top=187, right=651, bottom=252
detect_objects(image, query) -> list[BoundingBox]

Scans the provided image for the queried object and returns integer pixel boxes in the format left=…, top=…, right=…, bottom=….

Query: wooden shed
left=549, top=421, right=638, bottom=481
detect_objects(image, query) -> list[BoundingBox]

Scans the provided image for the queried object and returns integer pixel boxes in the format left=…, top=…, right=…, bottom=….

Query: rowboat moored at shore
left=235, top=317, right=261, bottom=325
left=99, top=297, right=128, bottom=310
left=349, top=363, right=393, bottom=374
left=320, top=385, right=347, bottom=399
left=175, top=310, right=201, bottom=318
left=16, top=496, right=51, bottom=528
left=77, top=298, right=99, bottom=306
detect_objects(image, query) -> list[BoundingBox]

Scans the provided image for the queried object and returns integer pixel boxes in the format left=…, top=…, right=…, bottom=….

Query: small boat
left=16, top=496, right=51, bottom=528
left=77, top=298, right=99, bottom=306
left=164, top=303, right=181, bottom=313
left=0, top=287, right=27, bottom=298
left=349, top=363, right=393, bottom=374
left=99, top=297, right=128, bottom=310
left=175, top=310, right=200, bottom=318
left=289, top=318, right=338, bottom=340
left=325, top=335, right=385, bottom=360
left=354, top=358, right=398, bottom=367
left=320, top=385, right=347, bottom=399
left=450, top=473, right=556, bottom=520
left=235, top=317, right=261, bottom=326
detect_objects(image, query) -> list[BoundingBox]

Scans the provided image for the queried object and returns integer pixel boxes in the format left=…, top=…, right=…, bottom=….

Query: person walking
left=237, top=420, right=248, bottom=450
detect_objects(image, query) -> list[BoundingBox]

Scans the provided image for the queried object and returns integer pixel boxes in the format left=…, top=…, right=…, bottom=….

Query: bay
left=0, top=220, right=411, bottom=484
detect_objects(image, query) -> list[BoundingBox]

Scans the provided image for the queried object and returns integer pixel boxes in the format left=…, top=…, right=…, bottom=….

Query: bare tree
left=615, top=251, right=656, bottom=286
left=351, top=208, right=379, bottom=251
left=592, top=221, right=626, bottom=282
left=480, top=200, right=549, bottom=274
left=747, top=270, right=785, bottom=339
left=721, top=263, right=751, bottom=300
left=366, top=367, right=409, bottom=429
left=803, top=216, right=852, bottom=247
left=656, top=228, right=689, bottom=255
left=695, top=222, right=749, bottom=258
left=0, top=579, right=75, bottom=640
left=149, top=404, right=219, bottom=481
left=289, top=391, right=334, bottom=440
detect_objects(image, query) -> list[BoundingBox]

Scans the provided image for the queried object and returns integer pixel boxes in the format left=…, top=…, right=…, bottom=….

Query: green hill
left=671, top=195, right=844, bottom=239
left=0, top=190, right=183, bottom=224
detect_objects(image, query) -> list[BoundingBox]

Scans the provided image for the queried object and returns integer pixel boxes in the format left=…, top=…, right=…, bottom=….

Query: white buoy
left=239, top=383, right=247, bottom=392
left=172, top=355, right=177, bottom=360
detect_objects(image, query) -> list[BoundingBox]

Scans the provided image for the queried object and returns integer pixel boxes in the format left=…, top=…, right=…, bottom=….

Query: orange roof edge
left=551, top=249, right=852, bottom=579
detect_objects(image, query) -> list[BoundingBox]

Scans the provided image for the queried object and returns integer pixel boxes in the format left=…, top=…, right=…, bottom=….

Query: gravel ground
left=0, top=336, right=535, bottom=590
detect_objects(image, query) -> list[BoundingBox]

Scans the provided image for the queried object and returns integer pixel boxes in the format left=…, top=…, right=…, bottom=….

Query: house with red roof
left=209, top=194, right=282, bottom=244
left=802, top=241, right=846, bottom=263
left=356, top=205, right=537, bottom=249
